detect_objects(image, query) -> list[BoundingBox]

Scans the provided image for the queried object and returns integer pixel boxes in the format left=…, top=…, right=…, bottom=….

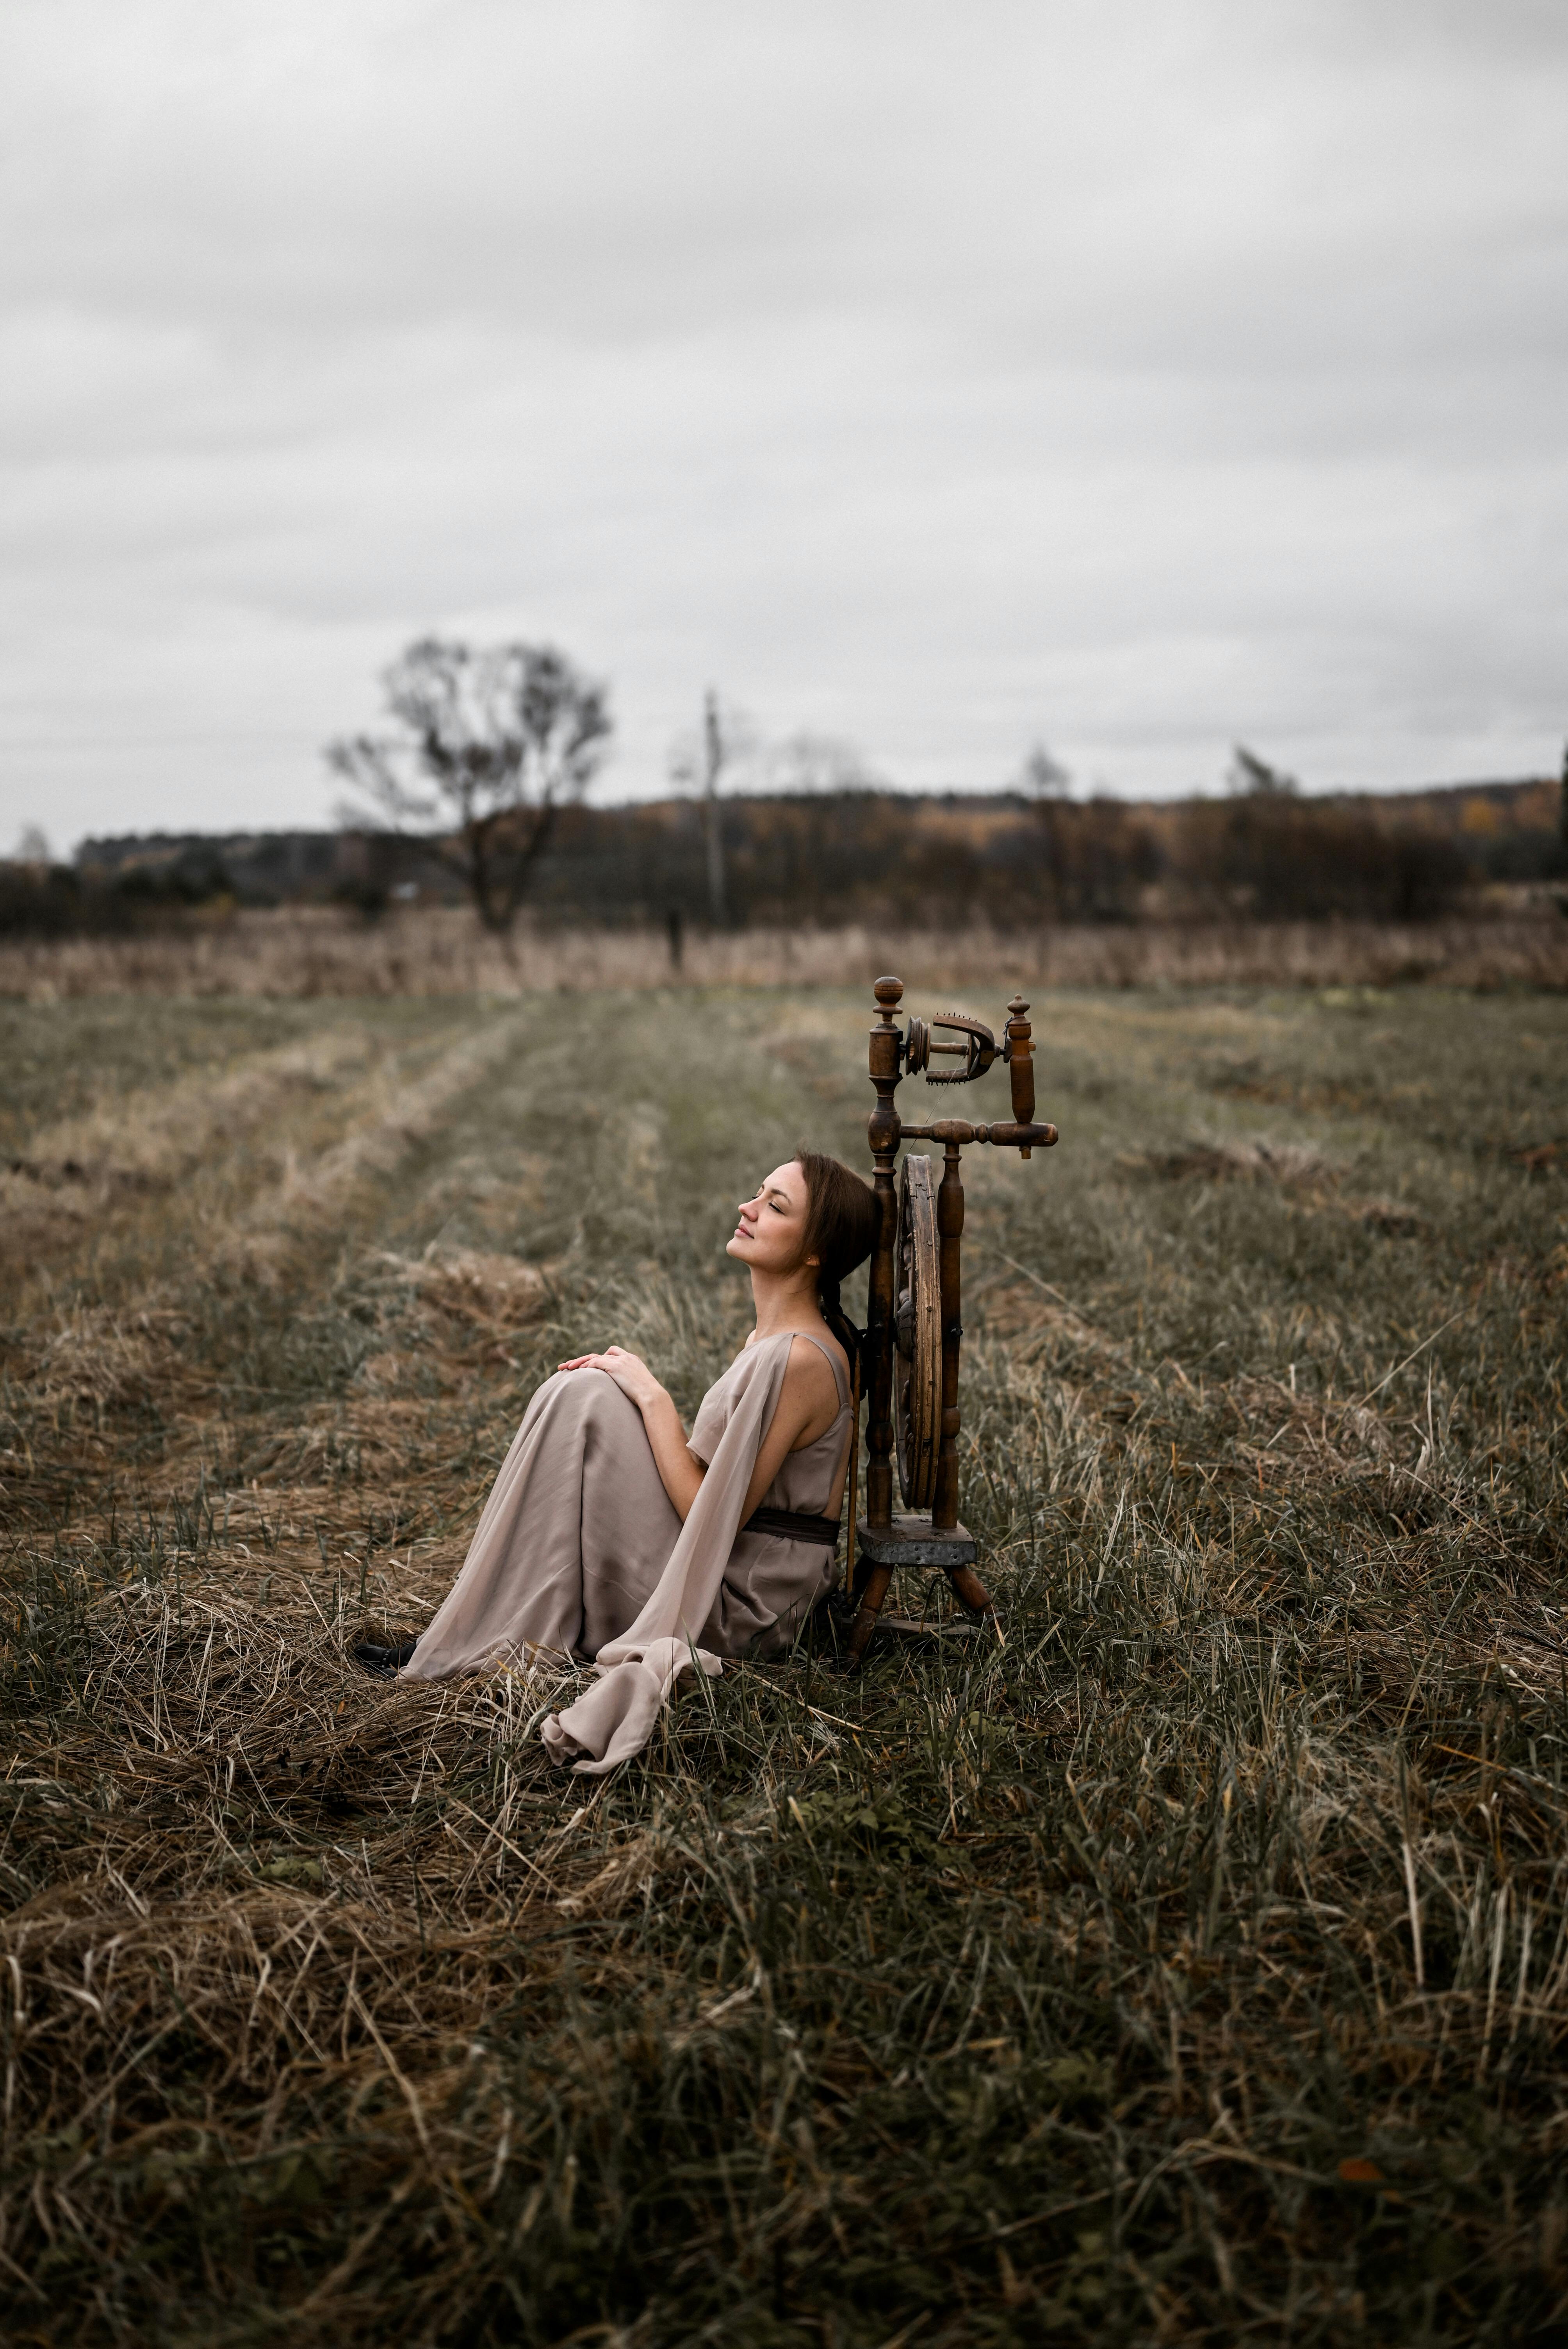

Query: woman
left=358, top=1150, right=878, bottom=1774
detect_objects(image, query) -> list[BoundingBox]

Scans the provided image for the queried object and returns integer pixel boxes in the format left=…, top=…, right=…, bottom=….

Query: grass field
left=2, top=979, right=1566, bottom=2345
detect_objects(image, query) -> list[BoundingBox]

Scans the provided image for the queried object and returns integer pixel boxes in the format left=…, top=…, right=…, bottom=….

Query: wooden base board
left=854, top=1513, right=977, bottom=1568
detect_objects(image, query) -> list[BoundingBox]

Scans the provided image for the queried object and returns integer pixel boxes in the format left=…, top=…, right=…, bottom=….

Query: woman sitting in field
left=355, top=1150, right=878, bottom=1774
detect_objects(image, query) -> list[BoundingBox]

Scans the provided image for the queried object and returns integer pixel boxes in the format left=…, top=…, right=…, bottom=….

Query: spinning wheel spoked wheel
left=894, top=1154, right=941, bottom=1511
left=888, top=1152, right=994, bottom=1624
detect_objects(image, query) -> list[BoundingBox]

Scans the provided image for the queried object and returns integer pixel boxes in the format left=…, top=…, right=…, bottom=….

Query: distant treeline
left=0, top=831, right=410, bottom=941
left=515, top=781, right=1563, bottom=928
left=4, top=776, right=1563, bottom=940
left=0, top=854, right=248, bottom=942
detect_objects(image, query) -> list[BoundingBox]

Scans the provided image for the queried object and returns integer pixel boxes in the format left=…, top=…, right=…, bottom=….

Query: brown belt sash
left=741, top=1506, right=841, bottom=1547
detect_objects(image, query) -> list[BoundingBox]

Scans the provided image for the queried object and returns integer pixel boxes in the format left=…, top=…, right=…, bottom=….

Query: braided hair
left=793, top=1148, right=880, bottom=1378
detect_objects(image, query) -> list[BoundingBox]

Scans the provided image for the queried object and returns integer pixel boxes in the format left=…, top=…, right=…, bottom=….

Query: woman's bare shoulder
left=738, top=1326, right=846, bottom=1395
left=783, top=1330, right=846, bottom=1403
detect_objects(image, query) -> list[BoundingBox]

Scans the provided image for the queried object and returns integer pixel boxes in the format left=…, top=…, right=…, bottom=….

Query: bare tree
left=327, top=636, right=612, bottom=934
left=1228, top=743, right=1301, bottom=796
left=1020, top=742, right=1073, bottom=802
left=764, top=731, right=884, bottom=795
left=668, top=689, right=753, bottom=926
left=1019, top=742, right=1074, bottom=921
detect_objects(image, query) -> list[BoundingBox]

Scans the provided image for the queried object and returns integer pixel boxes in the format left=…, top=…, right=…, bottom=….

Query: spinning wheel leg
left=846, top=1561, right=895, bottom=1666
left=946, top=1563, right=995, bottom=1619
left=845, top=1552, right=993, bottom=1663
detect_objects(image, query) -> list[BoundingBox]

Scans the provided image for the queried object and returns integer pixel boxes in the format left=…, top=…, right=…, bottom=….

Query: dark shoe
left=353, top=1637, right=419, bottom=1678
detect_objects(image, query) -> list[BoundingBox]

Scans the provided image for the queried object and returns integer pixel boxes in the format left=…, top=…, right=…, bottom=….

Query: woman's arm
left=558, top=1339, right=839, bottom=1525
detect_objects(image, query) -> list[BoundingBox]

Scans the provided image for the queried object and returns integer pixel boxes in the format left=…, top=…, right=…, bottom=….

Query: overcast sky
left=3, top=0, right=1566, bottom=848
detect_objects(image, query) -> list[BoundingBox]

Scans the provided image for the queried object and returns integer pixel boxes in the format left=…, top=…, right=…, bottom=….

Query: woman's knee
left=539, top=1367, right=638, bottom=1426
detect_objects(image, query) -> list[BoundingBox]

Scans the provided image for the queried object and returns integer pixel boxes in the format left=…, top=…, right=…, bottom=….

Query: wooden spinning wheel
left=847, top=975, right=1059, bottom=1668
left=894, top=1153, right=942, bottom=1510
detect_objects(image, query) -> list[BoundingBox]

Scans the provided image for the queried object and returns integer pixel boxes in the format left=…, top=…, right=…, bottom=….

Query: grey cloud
left=2, top=0, right=1566, bottom=842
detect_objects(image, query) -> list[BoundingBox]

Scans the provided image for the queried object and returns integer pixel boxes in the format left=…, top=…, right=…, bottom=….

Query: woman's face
left=727, top=1160, right=815, bottom=1278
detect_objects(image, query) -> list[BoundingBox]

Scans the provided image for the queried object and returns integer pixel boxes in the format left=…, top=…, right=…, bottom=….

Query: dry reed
left=3, top=902, right=1568, bottom=1003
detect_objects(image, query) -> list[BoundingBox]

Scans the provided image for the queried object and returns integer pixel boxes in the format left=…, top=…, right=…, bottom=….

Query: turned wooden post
left=1006, top=995, right=1035, bottom=1155
left=850, top=976, right=902, bottom=1630
left=933, top=1137, right=993, bottom=1616
left=933, top=1139, right=964, bottom=1530
left=863, top=977, right=903, bottom=1532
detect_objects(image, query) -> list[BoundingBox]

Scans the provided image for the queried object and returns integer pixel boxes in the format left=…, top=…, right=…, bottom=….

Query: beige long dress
left=402, top=1330, right=851, bottom=1774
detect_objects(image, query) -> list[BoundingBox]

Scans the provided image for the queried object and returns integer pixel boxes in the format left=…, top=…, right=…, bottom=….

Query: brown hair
left=794, top=1148, right=880, bottom=1372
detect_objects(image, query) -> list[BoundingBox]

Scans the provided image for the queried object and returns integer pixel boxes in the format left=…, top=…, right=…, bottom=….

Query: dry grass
left=4, top=901, right=1568, bottom=1002
left=2, top=982, right=1567, bottom=2344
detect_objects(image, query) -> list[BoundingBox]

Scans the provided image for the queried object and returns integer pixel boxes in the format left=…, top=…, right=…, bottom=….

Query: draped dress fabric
left=401, top=1330, right=851, bottom=1773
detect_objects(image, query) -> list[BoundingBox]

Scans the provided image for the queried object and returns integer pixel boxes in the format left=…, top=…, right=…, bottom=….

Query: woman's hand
left=557, top=1346, right=665, bottom=1414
